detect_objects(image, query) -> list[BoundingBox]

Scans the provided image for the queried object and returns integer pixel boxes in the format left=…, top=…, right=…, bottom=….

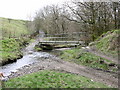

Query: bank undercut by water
left=0, top=38, right=30, bottom=65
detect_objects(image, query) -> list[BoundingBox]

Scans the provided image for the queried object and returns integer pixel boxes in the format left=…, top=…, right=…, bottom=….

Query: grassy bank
left=0, top=17, right=31, bottom=65
left=60, top=48, right=116, bottom=71
left=5, top=70, right=110, bottom=88
left=89, top=30, right=120, bottom=58
left=0, top=38, right=30, bottom=65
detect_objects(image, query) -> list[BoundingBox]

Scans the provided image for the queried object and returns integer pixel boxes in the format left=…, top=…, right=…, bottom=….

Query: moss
left=35, top=47, right=42, bottom=51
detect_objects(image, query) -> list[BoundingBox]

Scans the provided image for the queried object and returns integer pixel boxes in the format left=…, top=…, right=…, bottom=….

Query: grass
left=60, top=48, right=116, bottom=71
left=5, top=70, right=110, bottom=88
left=0, top=17, right=31, bottom=65
left=58, top=30, right=119, bottom=72
left=90, top=30, right=120, bottom=58
left=0, top=17, right=29, bottom=38
left=0, top=37, right=30, bottom=65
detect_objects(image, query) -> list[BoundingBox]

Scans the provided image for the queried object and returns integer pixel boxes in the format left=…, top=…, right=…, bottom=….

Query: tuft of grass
left=5, top=70, right=110, bottom=88
left=34, top=47, right=42, bottom=51
left=60, top=48, right=116, bottom=71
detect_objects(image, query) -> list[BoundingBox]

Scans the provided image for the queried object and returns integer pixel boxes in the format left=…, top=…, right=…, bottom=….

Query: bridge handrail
left=45, top=32, right=86, bottom=36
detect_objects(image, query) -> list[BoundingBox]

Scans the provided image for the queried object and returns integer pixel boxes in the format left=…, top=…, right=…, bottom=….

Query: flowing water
left=0, top=52, right=53, bottom=76
left=0, top=37, right=53, bottom=76
left=0, top=36, right=72, bottom=77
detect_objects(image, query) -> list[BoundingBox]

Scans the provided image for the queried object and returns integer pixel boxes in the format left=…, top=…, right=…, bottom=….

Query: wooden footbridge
left=39, top=40, right=84, bottom=45
left=39, top=31, right=90, bottom=46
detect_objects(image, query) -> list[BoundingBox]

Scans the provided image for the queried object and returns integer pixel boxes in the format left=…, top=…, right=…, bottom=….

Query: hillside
left=58, top=30, right=119, bottom=73
left=0, top=17, right=30, bottom=65
left=0, top=17, right=29, bottom=39
left=89, top=30, right=120, bottom=58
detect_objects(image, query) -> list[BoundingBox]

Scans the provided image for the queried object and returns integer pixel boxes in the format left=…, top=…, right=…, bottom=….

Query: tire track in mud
left=7, top=37, right=118, bottom=88
left=82, top=47, right=118, bottom=64
left=8, top=56, right=118, bottom=88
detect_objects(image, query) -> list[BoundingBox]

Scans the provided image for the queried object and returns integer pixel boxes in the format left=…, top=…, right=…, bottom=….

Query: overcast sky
left=0, top=0, right=71, bottom=20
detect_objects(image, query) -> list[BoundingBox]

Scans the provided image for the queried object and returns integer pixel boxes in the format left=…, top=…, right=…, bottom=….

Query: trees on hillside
left=33, top=4, right=83, bottom=36
left=31, top=0, right=120, bottom=41
left=64, top=1, right=120, bottom=40
left=112, top=2, right=120, bottom=29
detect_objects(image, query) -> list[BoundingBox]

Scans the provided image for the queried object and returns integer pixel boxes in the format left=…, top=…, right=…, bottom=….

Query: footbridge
left=39, top=32, right=90, bottom=46
left=39, top=40, right=84, bottom=45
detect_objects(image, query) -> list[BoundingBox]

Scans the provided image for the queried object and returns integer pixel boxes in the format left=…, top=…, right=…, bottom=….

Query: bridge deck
left=39, top=41, right=84, bottom=44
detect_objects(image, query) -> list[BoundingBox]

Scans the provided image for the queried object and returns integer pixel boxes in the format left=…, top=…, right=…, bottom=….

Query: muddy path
left=8, top=55, right=118, bottom=88
left=82, top=47, right=118, bottom=64
left=5, top=37, right=118, bottom=88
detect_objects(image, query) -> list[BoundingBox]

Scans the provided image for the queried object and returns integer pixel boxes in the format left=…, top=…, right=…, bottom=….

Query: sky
left=0, top=0, right=71, bottom=20
left=0, top=0, right=119, bottom=20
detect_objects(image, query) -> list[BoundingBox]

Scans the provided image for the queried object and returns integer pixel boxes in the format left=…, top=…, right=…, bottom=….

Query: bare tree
left=32, top=0, right=119, bottom=42
left=33, top=5, right=72, bottom=36
left=63, top=0, right=119, bottom=41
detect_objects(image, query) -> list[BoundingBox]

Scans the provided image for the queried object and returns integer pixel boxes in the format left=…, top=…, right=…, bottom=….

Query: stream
left=0, top=37, right=53, bottom=76
left=0, top=38, right=118, bottom=88
left=0, top=52, right=53, bottom=76
left=0, top=37, right=71, bottom=77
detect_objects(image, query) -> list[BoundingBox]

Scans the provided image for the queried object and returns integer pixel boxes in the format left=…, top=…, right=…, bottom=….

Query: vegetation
left=89, top=30, right=120, bottom=58
left=0, top=38, right=30, bottom=65
left=0, top=17, right=31, bottom=65
left=1, top=1, right=119, bottom=88
left=0, top=17, right=29, bottom=38
left=5, top=70, right=110, bottom=88
left=34, top=44, right=42, bottom=51
left=60, top=48, right=116, bottom=71
left=33, top=2, right=120, bottom=41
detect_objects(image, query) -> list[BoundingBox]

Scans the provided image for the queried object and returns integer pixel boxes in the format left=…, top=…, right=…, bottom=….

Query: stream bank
left=0, top=37, right=44, bottom=76
left=0, top=37, right=118, bottom=88
left=5, top=45, right=118, bottom=87
left=0, top=38, right=30, bottom=66
left=8, top=50, right=118, bottom=88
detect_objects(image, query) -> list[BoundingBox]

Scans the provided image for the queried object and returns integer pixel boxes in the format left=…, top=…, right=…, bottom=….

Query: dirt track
left=8, top=38, right=118, bottom=88
left=83, top=47, right=118, bottom=64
